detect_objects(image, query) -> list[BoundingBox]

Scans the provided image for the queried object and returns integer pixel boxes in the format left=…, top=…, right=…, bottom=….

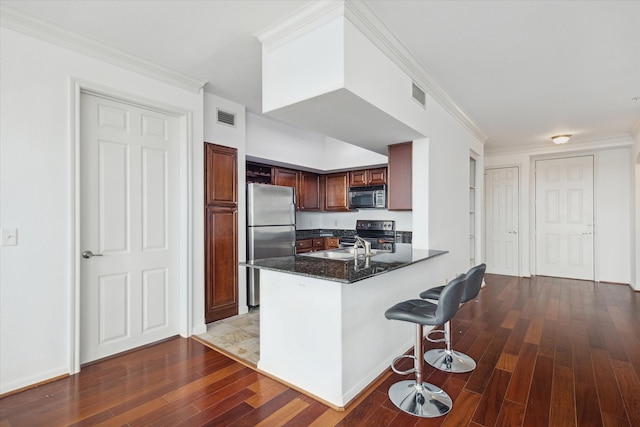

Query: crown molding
left=484, top=133, right=633, bottom=156
left=344, top=1, right=487, bottom=143
left=0, top=3, right=207, bottom=93
left=255, top=0, right=487, bottom=143
left=256, top=0, right=345, bottom=51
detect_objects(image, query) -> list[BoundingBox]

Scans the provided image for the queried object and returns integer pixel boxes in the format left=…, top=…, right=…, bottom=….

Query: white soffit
left=0, top=3, right=208, bottom=93
left=256, top=0, right=487, bottom=143
left=267, top=88, right=424, bottom=154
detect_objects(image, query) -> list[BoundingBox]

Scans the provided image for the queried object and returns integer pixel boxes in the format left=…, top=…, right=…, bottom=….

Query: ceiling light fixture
left=551, top=134, right=571, bottom=144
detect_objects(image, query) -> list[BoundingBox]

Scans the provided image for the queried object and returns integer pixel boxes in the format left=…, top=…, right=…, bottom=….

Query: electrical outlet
left=2, top=228, right=18, bottom=246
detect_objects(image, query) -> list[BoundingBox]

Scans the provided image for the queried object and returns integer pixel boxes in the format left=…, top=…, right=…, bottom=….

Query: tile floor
left=197, top=309, right=260, bottom=366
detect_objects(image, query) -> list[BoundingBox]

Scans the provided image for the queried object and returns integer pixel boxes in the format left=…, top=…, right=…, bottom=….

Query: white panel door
left=80, top=93, right=179, bottom=363
left=535, top=156, right=594, bottom=280
left=485, top=167, right=519, bottom=276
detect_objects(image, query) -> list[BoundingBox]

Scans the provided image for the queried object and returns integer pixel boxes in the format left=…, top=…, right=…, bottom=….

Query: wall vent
left=217, top=108, right=236, bottom=127
left=411, top=82, right=426, bottom=108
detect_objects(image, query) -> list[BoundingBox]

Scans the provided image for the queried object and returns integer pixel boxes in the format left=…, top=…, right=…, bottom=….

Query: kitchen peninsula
left=243, top=244, right=448, bottom=408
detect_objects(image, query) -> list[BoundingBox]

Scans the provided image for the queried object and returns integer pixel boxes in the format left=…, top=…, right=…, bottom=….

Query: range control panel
left=355, top=220, right=396, bottom=232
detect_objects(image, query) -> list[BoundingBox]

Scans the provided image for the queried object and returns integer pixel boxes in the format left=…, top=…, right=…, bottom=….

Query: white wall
left=262, top=16, right=345, bottom=113
left=246, top=113, right=387, bottom=171
left=485, top=141, right=633, bottom=283
left=596, top=149, right=631, bottom=283
left=632, top=125, right=640, bottom=291
left=0, top=27, right=203, bottom=394
left=202, top=94, right=248, bottom=320
left=415, top=98, right=485, bottom=277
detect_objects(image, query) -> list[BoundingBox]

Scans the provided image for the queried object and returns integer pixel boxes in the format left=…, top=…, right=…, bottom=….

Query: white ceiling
left=2, top=0, right=639, bottom=153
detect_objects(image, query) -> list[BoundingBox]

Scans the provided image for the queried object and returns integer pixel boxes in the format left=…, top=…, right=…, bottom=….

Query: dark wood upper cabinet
left=349, top=170, right=367, bottom=186
left=324, top=172, right=350, bottom=211
left=298, top=172, right=321, bottom=211
left=387, top=141, right=412, bottom=211
left=349, top=167, right=387, bottom=187
left=246, top=162, right=272, bottom=184
left=204, top=142, right=238, bottom=324
left=205, top=144, right=237, bottom=207
left=368, top=168, right=387, bottom=185
left=273, top=167, right=298, bottom=189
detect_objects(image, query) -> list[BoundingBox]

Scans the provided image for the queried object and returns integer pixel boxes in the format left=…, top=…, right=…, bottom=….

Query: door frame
left=531, top=153, right=597, bottom=280
left=69, top=79, right=194, bottom=374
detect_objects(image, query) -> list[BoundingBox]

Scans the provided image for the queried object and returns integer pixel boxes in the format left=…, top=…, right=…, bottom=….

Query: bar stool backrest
left=434, top=274, right=467, bottom=325
left=461, top=263, right=486, bottom=303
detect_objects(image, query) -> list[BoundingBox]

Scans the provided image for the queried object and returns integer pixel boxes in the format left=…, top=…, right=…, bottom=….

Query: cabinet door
left=205, top=143, right=237, bottom=207
left=368, top=168, right=387, bottom=185
left=388, top=142, right=412, bottom=210
left=274, top=167, right=298, bottom=188
left=299, top=172, right=320, bottom=211
left=349, top=170, right=367, bottom=186
left=324, top=173, right=350, bottom=211
left=205, top=207, right=238, bottom=323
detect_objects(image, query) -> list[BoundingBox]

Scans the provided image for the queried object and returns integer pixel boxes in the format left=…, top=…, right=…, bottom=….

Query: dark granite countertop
left=241, top=244, right=447, bottom=283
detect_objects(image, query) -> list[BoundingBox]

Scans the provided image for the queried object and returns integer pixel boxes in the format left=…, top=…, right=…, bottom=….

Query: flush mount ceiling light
left=551, top=134, right=571, bottom=144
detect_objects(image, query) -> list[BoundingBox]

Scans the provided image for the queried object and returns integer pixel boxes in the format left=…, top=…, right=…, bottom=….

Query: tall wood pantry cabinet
left=204, top=143, right=238, bottom=323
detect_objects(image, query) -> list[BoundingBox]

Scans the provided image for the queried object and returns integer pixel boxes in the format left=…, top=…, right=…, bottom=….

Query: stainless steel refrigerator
left=247, top=183, right=296, bottom=307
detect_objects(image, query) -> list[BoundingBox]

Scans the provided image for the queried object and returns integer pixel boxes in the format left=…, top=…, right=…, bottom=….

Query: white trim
left=69, top=78, right=194, bottom=373
left=255, top=0, right=487, bottom=144
left=1, top=3, right=207, bottom=94
left=255, top=0, right=345, bottom=51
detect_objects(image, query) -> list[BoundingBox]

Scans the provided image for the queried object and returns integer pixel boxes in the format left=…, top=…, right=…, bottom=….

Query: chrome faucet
left=353, top=235, right=372, bottom=258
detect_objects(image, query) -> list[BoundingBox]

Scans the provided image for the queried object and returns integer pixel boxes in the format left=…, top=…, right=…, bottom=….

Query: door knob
left=82, top=250, right=103, bottom=259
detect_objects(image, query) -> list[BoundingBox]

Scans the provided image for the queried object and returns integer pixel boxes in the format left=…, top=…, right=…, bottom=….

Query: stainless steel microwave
left=348, top=185, right=386, bottom=209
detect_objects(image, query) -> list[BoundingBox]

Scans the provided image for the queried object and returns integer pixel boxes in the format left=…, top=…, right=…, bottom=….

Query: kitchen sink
left=300, top=247, right=389, bottom=260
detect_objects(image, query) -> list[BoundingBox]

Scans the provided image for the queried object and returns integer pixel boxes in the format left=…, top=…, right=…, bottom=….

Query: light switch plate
left=2, top=228, right=18, bottom=246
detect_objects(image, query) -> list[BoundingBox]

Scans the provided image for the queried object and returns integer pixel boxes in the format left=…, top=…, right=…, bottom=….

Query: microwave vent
left=217, top=108, right=236, bottom=127
left=412, top=82, right=426, bottom=107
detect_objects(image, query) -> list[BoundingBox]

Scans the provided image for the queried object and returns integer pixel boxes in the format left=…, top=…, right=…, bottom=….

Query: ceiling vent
left=217, top=109, right=236, bottom=127
left=412, top=82, right=426, bottom=108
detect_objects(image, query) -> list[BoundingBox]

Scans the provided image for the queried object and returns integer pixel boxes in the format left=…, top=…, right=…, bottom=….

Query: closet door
left=485, top=167, right=519, bottom=276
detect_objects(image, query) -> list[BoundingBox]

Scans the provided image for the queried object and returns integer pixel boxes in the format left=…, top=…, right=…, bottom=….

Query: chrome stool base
left=424, top=348, right=476, bottom=373
left=388, top=380, right=452, bottom=418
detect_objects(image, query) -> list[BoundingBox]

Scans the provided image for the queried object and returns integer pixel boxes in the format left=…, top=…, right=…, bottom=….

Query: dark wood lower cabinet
left=204, top=142, right=238, bottom=324
left=205, top=206, right=238, bottom=323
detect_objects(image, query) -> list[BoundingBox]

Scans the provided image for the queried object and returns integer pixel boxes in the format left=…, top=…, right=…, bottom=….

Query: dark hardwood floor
left=1, top=274, right=639, bottom=426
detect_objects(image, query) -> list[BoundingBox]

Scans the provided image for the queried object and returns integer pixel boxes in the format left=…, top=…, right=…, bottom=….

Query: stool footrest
left=391, top=354, right=416, bottom=375
left=426, top=329, right=445, bottom=343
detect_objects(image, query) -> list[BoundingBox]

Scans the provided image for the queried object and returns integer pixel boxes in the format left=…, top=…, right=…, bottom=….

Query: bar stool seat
left=384, top=275, right=466, bottom=418
left=420, top=263, right=486, bottom=373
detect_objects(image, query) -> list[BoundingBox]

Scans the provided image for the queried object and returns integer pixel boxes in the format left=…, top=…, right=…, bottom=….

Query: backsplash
left=296, top=228, right=412, bottom=243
